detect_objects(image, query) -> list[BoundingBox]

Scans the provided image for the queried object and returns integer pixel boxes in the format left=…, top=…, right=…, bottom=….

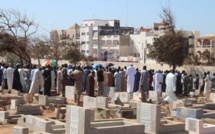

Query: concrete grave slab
left=83, top=96, right=97, bottom=109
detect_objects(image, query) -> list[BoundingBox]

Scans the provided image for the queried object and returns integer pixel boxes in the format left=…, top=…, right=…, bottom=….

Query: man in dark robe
left=183, top=73, right=190, bottom=96
left=176, top=71, right=182, bottom=96
left=43, top=65, right=52, bottom=96
left=61, top=66, right=72, bottom=97
left=106, top=68, right=113, bottom=87
left=86, top=71, right=95, bottom=97
left=133, top=68, right=140, bottom=92
left=162, top=71, right=167, bottom=92
left=82, top=66, right=91, bottom=92
left=13, top=64, right=23, bottom=92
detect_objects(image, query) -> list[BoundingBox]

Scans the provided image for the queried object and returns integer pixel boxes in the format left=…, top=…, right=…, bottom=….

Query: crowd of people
left=0, top=62, right=214, bottom=105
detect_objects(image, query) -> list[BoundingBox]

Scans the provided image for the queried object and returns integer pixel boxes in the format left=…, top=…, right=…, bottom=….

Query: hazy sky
left=1, top=0, right=215, bottom=36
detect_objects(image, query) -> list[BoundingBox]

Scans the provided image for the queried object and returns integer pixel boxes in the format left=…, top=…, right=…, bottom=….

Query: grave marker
left=65, top=86, right=75, bottom=100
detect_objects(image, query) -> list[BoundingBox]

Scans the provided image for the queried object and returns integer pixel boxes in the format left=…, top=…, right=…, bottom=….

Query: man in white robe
left=204, top=71, right=211, bottom=95
left=126, top=63, right=136, bottom=93
left=29, top=68, right=41, bottom=94
left=18, top=67, right=25, bottom=92
left=163, top=70, right=177, bottom=102
left=6, top=63, right=14, bottom=91
left=154, top=70, right=163, bottom=96
left=57, top=67, right=62, bottom=95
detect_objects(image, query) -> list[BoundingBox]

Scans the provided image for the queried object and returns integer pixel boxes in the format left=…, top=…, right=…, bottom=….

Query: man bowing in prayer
left=125, top=63, right=136, bottom=93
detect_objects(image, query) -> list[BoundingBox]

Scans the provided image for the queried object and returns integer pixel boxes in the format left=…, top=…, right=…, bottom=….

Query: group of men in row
left=2, top=62, right=215, bottom=105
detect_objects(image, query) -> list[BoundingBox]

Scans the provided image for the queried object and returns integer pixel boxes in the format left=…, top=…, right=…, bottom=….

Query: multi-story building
left=80, top=19, right=134, bottom=60
left=130, top=22, right=200, bottom=63
left=195, top=34, right=215, bottom=59
left=50, top=23, right=80, bottom=58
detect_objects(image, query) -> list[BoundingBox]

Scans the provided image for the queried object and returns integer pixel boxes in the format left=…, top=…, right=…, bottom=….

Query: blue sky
left=1, top=0, right=215, bottom=36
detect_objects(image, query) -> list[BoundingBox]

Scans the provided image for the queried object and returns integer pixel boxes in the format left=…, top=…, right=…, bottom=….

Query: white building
left=80, top=19, right=133, bottom=60
left=130, top=22, right=200, bottom=63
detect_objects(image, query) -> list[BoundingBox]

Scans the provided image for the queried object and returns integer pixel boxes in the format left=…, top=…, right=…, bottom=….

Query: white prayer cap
left=130, top=63, right=133, bottom=66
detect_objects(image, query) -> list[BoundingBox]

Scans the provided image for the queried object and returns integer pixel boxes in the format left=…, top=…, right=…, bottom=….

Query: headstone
left=96, top=97, right=108, bottom=109
left=12, top=126, right=29, bottom=134
left=66, top=105, right=93, bottom=134
left=65, top=86, right=75, bottom=100
left=133, top=92, right=141, bottom=101
left=119, top=93, right=132, bottom=102
left=149, top=91, right=159, bottom=102
left=11, top=99, right=20, bottom=110
left=210, top=93, right=215, bottom=101
left=0, top=111, right=9, bottom=122
left=195, top=90, right=200, bottom=96
left=39, top=95, right=48, bottom=105
left=185, top=118, right=198, bottom=132
left=137, top=103, right=160, bottom=132
left=176, top=107, right=203, bottom=119
left=83, top=96, right=96, bottom=109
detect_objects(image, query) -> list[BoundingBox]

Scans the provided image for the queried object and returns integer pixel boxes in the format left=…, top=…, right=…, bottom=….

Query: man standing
left=154, top=70, right=163, bottom=96
left=70, top=66, right=85, bottom=105
left=133, top=68, right=140, bottom=92
left=126, top=63, right=136, bottom=93
left=29, top=68, right=41, bottom=94
left=83, top=66, right=91, bottom=92
left=139, top=66, right=149, bottom=101
left=106, top=68, right=113, bottom=87
left=204, top=71, right=211, bottom=96
left=13, top=64, right=23, bottom=91
left=183, top=73, right=190, bottom=97
left=97, top=66, right=104, bottom=96
left=86, top=71, right=95, bottom=97
left=163, top=70, right=177, bottom=102
left=61, top=66, right=72, bottom=97
left=18, top=66, right=25, bottom=92
left=121, top=68, right=127, bottom=92
left=194, top=74, right=199, bottom=90
left=114, top=69, right=122, bottom=92
left=23, top=65, right=31, bottom=93
left=43, top=65, right=52, bottom=96
left=6, top=63, right=14, bottom=91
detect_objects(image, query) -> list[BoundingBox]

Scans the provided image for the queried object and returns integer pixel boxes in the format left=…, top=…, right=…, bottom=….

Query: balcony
left=203, top=45, right=210, bottom=48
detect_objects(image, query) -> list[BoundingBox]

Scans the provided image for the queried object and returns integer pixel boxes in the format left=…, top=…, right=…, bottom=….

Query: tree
left=148, top=7, right=189, bottom=71
left=63, top=48, right=85, bottom=65
left=0, top=9, right=38, bottom=65
left=30, top=37, right=51, bottom=66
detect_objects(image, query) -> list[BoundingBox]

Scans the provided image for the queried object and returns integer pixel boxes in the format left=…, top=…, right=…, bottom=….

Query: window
left=86, top=50, right=89, bottom=53
left=113, top=40, right=118, bottom=45
left=106, top=40, right=112, bottom=45
left=68, top=34, right=70, bottom=38
left=93, top=40, right=98, bottom=44
left=81, top=50, right=85, bottom=53
left=85, top=24, right=88, bottom=26
left=87, top=41, right=89, bottom=44
left=81, top=33, right=85, bottom=36
left=81, top=41, right=85, bottom=44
